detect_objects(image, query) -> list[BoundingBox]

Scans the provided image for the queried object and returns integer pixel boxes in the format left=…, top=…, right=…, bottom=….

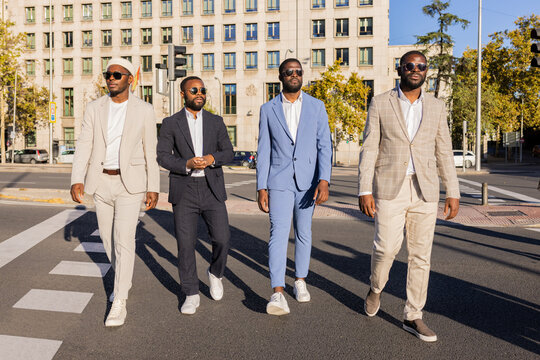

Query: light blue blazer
left=256, top=91, right=333, bottom=191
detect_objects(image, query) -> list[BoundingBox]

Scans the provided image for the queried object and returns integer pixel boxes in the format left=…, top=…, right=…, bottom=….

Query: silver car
left=16, top=149, right=49, bottom=164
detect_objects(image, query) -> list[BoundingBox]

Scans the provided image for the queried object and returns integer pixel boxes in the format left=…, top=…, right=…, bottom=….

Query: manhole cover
left=487, top=211, right=525, bottom=217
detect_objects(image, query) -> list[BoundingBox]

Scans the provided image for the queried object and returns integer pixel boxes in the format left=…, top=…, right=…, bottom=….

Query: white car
left=56, top=150, right=75, bottom=164
left=453, top=150, right=475, bottom=168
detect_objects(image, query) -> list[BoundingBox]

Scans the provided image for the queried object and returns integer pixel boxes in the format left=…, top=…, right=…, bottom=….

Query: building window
left=82, top=4, right=93, bottom=20
left=64, top=127, right=75, bottom=148
left=25, top=7, right=36, bottom=23
left=182, top=0, right=193, bottom=15
left=266, top=83, right=280, bottom=101
left=26, top=60, right=36, bottom=76
left=267, top=0, right=279, bottom=11
left=359, top=17, right=373, bottom=35
left=121, top=29, right=132, bottom=45
left=82, top=31, right=93, bottom=47
left=203, top=0, right=215, bottom=14
left=246, top=0, right=257, bottom=12
left=63, top=5, right=73, bottom=21
left=184, top=54, right=194, bottom=70
left=363, top=80, right=374, bottom=104
left=102, top=30, right=112, bottom=46
left=267, top=51, right=279, bottom=68
left=312, top=0, right=325, bottom=9
left=267, top=22, right=279, bottom=40
left=26, top=132, right=37, bottom=148
left=26, top=33, right=36, bottom=49
left=101, top=57, right=112, bottom=72
left=82, top=58, right=93, bottom=74
left=142, top=86, right=153, bottom=104
left=44, top=6, right=54, bottom=22
left=181, top=26, right=193, bottom=43
left=161, top=0, right=172, bottom=16
left=141, top=55, right=152, bottom=72
left=224, top=0, right=236, bottom=13
left=335, top=0, right=349, bottom=7
left=122, top=55, right=132, bottom=62
left=203, top=25, right=215, bottom=42
left=224, top=84, right=237, bottom=114
left=312, top=49, right=325, bottom=67
left=428, top=78, right=437, bottom=92
left=224, top=53, right=236, bottom=70
left=141, top=0, right=152, bottom=17
left=359, top=0, right=373, bottom=5
left=394, top=57, right=400, bottom=70
left=121, top=2, right=132, bottom=18
left=63, top=58, right=73, bottom=75
left=224, top=24, right=236, bottom=42
left=141, top=28, right=152, bottom=45
left=203, top=53, right=215, bottom=70
left=63, top=32, right=73, bottom=48
left=312, top=20, right=325, bottom=38
left=358, top=47, right=373, bottom=65
left=63, top=88, right=74, bottom=117
left=44, top=32, right=54, bottom=49
left=246, top=23, right=257, bottom=40
left=336, top=18, right=349, bottom=37
left=336, top=48, right=349, bottom=66
left=102, top=3, right=112, bottom=19
left=227, top=126, right=236, bottom=147
left=161, top=27, right=172, bottom=44
left=245, top=52, right=257, bottom=69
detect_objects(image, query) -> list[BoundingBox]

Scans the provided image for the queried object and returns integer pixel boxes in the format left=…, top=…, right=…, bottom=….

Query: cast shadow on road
left=0, top=172, right=29, bottom=192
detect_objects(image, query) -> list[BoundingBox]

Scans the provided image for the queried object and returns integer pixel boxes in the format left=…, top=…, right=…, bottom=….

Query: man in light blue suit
left=257, top=58, right=332, bottom=315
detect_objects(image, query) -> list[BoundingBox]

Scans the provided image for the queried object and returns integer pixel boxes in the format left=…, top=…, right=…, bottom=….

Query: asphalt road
left=0, top=202, right=538, bottom=359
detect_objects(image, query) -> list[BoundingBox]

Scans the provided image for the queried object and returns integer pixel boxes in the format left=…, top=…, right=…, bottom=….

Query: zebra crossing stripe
left=49, top=261, right=111, bottom=278
left=13, top=289, right=93, bottom=314
left=0, top=335, right=62, bottom=360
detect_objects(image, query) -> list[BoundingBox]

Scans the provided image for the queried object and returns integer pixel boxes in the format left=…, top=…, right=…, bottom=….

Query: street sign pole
left=48, top=0, right=53, bottom=164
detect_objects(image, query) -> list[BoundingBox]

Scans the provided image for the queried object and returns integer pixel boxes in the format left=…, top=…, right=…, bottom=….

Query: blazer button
left=101, top=162, right=104, bottom=165
left=294, top=158, right=297, bottom=161
left=291, top=142, right=294, bottom=146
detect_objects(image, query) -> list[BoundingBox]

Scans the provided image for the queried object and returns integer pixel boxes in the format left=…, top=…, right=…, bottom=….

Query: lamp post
left=214, top=76, right=222, bottom=116
left=48, top=0, right=54, bottom=164
left=11, top=69, right=16, bottom=163
left=475, top=0, right=482, bottom=171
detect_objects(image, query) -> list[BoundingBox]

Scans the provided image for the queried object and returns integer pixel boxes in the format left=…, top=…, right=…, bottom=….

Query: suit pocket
left=130, top=157, right=146, bottom=165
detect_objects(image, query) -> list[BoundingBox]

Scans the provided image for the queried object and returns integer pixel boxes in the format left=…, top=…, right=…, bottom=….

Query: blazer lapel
left=119, top=93, right=139, bottom=164
left=271, top=94, right=293, bottom=142
left=295, top=92, right=309, bottom=144
left=202, top=110, right=211, bottom=155
left=389, top=89, right=411, bottom=142
left=100, top=96, right=109, bottom=142
left=176, top=108, right=195, bottom=155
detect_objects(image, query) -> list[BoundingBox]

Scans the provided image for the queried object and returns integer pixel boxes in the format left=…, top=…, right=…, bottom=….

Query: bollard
left=482, top=182, right=488, bottom=206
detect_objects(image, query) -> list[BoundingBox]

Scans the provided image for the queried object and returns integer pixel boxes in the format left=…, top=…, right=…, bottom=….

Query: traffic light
left=531, top=28, right=540, bottom=68
left=167, top=44, right=187, bottom=81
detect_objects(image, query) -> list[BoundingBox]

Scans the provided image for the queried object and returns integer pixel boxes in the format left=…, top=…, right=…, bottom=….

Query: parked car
left=5, top=149, right=23, bottom=162
left=532, top=145, right=540, bottom=158
left=228, top=151, right=257, bottom=168
left=453, top=150, right=475, bottom=168
left=55, top=150, right=75, bottom=164
left=16, top=149, right=49, bottom=164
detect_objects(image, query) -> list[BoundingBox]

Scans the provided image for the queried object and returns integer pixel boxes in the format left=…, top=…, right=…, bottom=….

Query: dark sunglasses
left=282, top=69, right=303, bottom=77
left=402, top=62, right=427, bottom=72
left=103, top=71, right=130, bottom=80
left=187, top=87, right=207, bottom=95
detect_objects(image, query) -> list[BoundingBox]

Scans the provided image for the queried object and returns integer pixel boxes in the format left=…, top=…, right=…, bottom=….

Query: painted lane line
left=74, top=242, right=106, bottom=253
left=526, top=228, right=540, bottom=233
left=0, top=181, right=37, bottom=184
left=0, top=209, right=87, bottom=269
left=13, top=289, right=93, bottom=314
left=459, top=178, right=540, bottom=203
left=0, top=335, right=62, bottom=360
left=50, top=261, right=111, bottom=278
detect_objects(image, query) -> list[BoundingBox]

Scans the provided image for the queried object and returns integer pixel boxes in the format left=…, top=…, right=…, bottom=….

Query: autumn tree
left=5, top=80, right=50, bottom=138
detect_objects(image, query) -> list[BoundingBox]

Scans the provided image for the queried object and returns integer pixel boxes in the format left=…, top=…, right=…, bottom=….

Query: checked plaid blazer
left=358, top=88, right=460, bottom=202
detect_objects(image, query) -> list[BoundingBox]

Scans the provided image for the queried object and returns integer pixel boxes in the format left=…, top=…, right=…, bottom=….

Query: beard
left=283, top=79, right=302, bottom=93
left=185, top=96, right=206, bottom=111
left=400, top=74, right=425, bottom=90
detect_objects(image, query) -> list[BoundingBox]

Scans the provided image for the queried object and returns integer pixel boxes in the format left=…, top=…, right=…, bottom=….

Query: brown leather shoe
left=403, top=319, right=438, bottom=342
left=364, top=289, right=380, bottom=317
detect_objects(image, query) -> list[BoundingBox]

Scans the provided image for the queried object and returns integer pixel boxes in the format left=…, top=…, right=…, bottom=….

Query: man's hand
left=145, top=192, right=159, bottom=210
left=202, top=154, right=215, bottom=167
left=358, top=194, right=376, bottom=218
left=70, top=183, right=85, bottom=204
left=257, top=189, right=269, bottom=213
left=313, top=180, right=329, bottom=205
left=187, top=157, right=206, bottom=169
left=444, top=197, right=459, bottom=220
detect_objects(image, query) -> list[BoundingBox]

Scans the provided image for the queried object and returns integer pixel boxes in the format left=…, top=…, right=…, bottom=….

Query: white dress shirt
left=103, top=97, right=128, bottom=170
left=186, top=109, right=205, bottom=177
left=281, top=92, right=303, bottom=143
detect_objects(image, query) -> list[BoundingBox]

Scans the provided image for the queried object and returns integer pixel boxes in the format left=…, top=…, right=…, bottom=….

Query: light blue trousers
left=268, top=184, right=316, bottom=289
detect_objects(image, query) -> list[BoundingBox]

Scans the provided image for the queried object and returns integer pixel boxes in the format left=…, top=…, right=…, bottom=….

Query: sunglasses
left=402, top=62, right=428, bottom=72
left=103, top=71, right=130, bottom=80
left=187, top=87, right=207, bottom=95
left=281, top=69, right=303, bottom=77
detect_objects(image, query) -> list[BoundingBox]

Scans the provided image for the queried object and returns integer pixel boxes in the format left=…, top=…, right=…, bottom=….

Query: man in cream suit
left=71, top=58, right=160, bottom=327
left=358, top=51, right=459, bottom=342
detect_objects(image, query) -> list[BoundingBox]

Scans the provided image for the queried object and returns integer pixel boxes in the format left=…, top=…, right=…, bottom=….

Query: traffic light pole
left=169, top=80, right=175, bottom=116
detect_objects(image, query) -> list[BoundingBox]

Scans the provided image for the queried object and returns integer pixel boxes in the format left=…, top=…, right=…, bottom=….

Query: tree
left=5, top=79, right=50, bottom=138
left=416, top=0, right=469, bottom=98
left=303, top=60, right=370, bottom=147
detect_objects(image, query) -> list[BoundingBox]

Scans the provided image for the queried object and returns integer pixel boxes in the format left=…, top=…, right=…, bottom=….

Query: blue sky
left=389, top=0, right=539, bottom=56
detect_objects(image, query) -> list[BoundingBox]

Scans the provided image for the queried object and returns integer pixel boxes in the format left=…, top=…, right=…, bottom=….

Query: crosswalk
left=459, top=183, right=506, bottom=203
left=225, top=179, right=257, bottom=189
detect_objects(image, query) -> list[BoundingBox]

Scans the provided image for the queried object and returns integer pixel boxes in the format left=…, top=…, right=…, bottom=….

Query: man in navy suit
left=257, top=59, right=332, bottom=315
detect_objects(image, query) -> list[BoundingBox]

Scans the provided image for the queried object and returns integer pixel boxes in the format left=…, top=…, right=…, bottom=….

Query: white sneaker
left=108, top=292, right=114, bottom=302
left=105, top=299, right=127, bottom=327
left=207, top=268, right=224, bottom=301
left=266, top=292, right=290, bottom=316
left=181, top=294, right=200, bottom=315
left=294, top=279, right=311, bottom=302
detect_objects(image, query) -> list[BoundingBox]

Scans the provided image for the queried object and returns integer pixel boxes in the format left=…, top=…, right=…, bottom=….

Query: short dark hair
left=400, top=51, right=427, bottom=66
left=180, top=76, right=203, bottom=93
left=278, top=58, right=302, bottom=75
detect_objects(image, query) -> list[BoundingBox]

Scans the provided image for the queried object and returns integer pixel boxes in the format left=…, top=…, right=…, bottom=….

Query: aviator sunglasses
left=281, top=69, right=304, bottom=77
left=187, top=87, right=207, bottom=95
left=103, top=71, right=130, bottom=80
left=402, top=62, right=428, bottom=72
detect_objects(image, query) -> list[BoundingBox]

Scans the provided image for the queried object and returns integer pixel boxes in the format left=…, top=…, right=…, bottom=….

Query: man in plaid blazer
left=358, top=51, right=460, bottom=342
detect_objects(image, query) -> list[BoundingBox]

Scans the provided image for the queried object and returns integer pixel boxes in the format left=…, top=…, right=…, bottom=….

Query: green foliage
left=6, top=80, right=50, bottom=136
left=0, top=20, right=25, bottom=90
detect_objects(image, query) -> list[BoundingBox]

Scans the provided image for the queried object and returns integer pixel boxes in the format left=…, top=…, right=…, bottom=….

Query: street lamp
left=214, top=76, right=222, bottom=117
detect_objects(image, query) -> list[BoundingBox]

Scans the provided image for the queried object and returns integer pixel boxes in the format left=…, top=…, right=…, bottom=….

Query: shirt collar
left=185, top=108, right=203, bottom=120
left=281, top=91, right=303, bottom=105
left=397, top=85, right=423, bottom=105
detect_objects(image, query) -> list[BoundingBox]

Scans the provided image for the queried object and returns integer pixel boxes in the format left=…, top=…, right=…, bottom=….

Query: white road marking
left=74, top=242, right=106, bottom=253
left=13, top=289, right=93, bottom=314
left=0, top=210, right=87, bottom=269
left=225, top=179, right=257, bottom=189
left=459, top=178, right=540, bottom=203
left=49, top=261, right=111, bottom=278
left=0, top=335, right=62, bottom=360
left=90, top=229, right=99, bottom=236
left=526, top=228, right=540, bottom=233
left=0, top=181, right=37, bottom=184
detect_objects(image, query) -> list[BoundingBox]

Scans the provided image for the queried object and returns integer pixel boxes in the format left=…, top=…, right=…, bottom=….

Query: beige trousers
left=371, top=175, right=438, bottom=320
left=93, top=173, right=144, bottom=300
